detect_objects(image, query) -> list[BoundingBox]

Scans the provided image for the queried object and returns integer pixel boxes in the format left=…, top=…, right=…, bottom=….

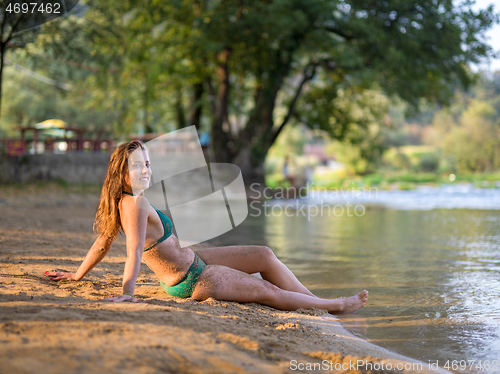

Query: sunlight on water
left=213, top=201, right=500, bottom=373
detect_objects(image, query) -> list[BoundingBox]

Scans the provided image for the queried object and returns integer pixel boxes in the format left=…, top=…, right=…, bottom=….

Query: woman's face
left=127, top=148, right=152, bottom=192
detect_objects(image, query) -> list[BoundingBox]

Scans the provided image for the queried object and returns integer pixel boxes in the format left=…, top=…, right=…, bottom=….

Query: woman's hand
left=100, top=294, right=137, bottom=303
left=44, top=271, right=77, bottom=281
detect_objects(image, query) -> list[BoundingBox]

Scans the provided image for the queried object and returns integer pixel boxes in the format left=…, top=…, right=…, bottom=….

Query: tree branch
left=205, top=76, right=216, bottom=116
left=293, top=112, right=314, bottom=129
left=323, top=25, right=355, bottom=41
left=4, top=10, right=27, bottom=45
left=0, top=4, right=9, bottom=46
left=318, top=58, right=337, bottom=71
left=270, top=63, right=318, bottom=144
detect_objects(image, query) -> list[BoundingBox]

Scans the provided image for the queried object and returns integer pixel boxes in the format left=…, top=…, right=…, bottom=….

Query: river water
left=211, top=184, right=500, bottom=373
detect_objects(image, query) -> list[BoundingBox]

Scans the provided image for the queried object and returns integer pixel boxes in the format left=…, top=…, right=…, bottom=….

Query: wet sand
left=0, top=184, right=449, bottom=373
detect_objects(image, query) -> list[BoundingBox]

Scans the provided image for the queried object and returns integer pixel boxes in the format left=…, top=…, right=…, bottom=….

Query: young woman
left=45, top=140, right=368, bottom=313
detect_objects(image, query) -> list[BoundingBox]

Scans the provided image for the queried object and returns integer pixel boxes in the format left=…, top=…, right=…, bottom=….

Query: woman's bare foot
left=335, top=290, right=369, bottom=314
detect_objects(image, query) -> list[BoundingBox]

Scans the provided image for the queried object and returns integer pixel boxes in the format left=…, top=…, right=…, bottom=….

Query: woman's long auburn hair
left=93, top=140, right=146, bottom=239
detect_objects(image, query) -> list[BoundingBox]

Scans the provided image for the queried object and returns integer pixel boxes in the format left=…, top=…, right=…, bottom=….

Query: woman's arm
left=45, top=235, right=114, bottom=281
left=101, top=196, right=149, bottom=303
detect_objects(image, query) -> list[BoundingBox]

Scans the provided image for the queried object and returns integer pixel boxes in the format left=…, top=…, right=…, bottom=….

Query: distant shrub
left=442, top=100, right=500, bottom=173
left=392, top=152, right=412, bottom=170
left=417, top=153, right=440, bottom=172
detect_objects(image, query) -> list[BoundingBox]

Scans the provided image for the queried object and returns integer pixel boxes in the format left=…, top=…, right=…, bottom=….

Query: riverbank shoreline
left=0, top=186, right=449, bottom=373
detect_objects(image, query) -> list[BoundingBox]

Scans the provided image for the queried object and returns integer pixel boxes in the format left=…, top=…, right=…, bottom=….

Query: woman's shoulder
left=119, top=194, right=151, bottom=214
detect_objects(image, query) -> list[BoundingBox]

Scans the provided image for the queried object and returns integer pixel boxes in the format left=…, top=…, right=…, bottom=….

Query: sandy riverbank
left=0, top=184, right=449, bottom=374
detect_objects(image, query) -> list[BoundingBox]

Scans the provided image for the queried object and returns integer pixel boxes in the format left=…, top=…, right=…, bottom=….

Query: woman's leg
left=195, top=245, right=317, bottom=297
left=192, top=265, right=368, bottom=314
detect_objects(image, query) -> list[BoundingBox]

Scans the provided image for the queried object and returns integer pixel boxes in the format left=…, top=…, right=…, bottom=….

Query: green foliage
left=394, top=152, right=413, bottom=170
left=362, top=173, right=384, bottom=186
left=309, top=88, right=391, bottom=175
left=0, top=64, right=115, bottom=135
left=1, top=0, right=498, bottom=185
left=395, top=173, right=439, bottom=183
left=268, top=124, right=308, bottom=158
left=441, top=99, right=500, bottom=173
left=417, top=152, right=440, bottom=172
left=266, top=124, right=319, bottom=182
left=309, top=169, right=500, bottom=191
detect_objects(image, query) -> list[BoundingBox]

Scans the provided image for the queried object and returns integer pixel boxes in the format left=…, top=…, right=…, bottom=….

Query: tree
left=164, top=0, right=499, bottom=186
left=20, top=0, right=497, bottom=186
left=0, top=0, right=79, bottom=120
left=55, top=0, right=208, bottom=134
left=314, top=87, right=391, bottom=174
left=0, top=64, right=116, bottom=137
left=442, top=99, right=500, bottom=173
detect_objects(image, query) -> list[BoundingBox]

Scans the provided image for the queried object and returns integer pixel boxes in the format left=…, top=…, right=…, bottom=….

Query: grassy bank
left=266, top=171, right=500, bottom=191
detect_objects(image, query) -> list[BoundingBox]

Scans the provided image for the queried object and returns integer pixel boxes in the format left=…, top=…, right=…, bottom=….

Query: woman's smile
left=128, top=148, right=152, bottom=191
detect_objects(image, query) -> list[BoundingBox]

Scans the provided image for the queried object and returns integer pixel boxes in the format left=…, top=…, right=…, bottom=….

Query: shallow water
left=211, top=188, right=500, bottom=373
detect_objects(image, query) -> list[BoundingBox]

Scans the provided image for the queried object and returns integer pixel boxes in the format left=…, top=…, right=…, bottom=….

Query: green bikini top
left=122, top=191, right=173, bottom=251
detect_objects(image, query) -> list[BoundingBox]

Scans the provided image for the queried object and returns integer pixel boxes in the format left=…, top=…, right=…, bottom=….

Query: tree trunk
left=233, top=145, right=267, bottom=195
left=189, top=81, right=203, bottom=131
left=210, top=48, right=309, bottom=194
left=231, top=68, right=289, bottom=190
left=211, top=47, right=233, bottom=163
left=232, top=93, right=280, bottom=191
left=0, top=44, right=5, bottom=121
left=143, top=76, right=154, bottom=133
left=206, top=76, right=216, bottom=116
left=174, top=85, right=186, bottom=129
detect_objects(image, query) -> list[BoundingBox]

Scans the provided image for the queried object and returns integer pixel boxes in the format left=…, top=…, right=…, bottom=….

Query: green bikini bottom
left=160, top=254, right=206, bottom=298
